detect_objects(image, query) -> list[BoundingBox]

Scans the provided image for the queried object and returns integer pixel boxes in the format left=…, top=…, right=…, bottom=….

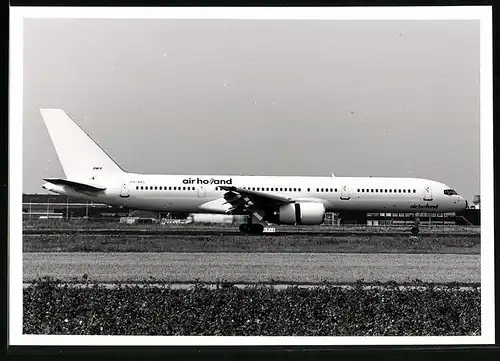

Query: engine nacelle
left=274, top=202, right=326, bottom=225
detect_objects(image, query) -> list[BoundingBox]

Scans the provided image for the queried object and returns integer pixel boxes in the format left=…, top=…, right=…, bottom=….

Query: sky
left=22, top=18, right=480, bottom=201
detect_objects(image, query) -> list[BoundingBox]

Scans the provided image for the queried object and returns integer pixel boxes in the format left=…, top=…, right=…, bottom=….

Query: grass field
left=23, top=233, right=480, bottom=253
left=24, top=278, right=480, bottom=336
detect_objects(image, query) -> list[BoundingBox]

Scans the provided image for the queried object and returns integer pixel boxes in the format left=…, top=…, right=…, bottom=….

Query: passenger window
left=136, top=186, right=139, bottom=190
left=335, top=188, right=337, bottom=192
left=413, top=189, right=416, bottom=193
left=307, top=188, right=310, bottom=192
left=298, top=188, right=301, bottom=192
left=168, top=186, right=171, bottom=190
left=408, top=189, right=411, bottom=193
left=325, top=188, right=329, bottom=192
left=398, top=189, right=401, bottom=193
left=316, top=188, right=319, bottom=192
left=403, top=189, right=406, bottom=193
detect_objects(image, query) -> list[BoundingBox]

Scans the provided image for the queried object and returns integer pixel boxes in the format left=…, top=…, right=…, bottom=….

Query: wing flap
left=44, top=178, right=106, bottom=192
left=219, top=186, right=292, bottom=214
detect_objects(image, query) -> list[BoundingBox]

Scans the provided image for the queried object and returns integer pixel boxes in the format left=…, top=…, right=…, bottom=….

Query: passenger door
left=423, top=186, right=433, bottom=201
left=198, top=186, right=206, bottom=198
left=340, top=185, right=350, bottom=200
left=120, top=182, right=130, bottom=198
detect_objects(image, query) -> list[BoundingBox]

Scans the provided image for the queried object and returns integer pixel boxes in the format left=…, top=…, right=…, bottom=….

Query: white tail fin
left=40, top=109, right=126, bottom=182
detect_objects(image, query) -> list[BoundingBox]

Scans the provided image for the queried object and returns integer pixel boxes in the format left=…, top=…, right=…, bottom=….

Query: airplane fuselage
left=43, top=174, right=467, bottom=215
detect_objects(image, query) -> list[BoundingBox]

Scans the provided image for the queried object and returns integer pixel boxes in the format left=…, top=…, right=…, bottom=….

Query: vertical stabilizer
left=40, top=109, right=126, bottom=182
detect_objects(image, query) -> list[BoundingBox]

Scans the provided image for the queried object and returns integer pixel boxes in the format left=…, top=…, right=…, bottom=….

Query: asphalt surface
left=23, top=228, right=480, bottom=237
left=23, top=252, right=480, bottom=284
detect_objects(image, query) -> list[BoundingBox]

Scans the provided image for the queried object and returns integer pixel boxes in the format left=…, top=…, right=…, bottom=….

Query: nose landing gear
left=411, top=217, right=420, bottom=235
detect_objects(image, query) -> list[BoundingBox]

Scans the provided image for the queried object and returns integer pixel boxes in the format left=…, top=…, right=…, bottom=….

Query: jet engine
left=269, top=202, right=326, bottom=225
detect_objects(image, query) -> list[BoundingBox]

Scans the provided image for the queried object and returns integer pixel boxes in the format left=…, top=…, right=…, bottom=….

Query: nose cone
left=457, top=196, right=467, bottom=211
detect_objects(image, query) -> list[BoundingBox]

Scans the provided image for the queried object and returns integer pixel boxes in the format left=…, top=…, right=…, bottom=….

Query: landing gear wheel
left=239, top=223, right=264, bottom=234
left=250, top=224, right=264, bottom=234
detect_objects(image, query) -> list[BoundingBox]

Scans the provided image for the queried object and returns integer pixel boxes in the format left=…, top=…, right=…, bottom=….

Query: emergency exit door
left=340, top=185, right=350, bottom=200
left=198, top=186, right=206, bottom=198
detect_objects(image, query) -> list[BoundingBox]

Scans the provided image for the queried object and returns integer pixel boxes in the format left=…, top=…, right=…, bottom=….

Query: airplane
left=39, top=109, right=468, bottom=234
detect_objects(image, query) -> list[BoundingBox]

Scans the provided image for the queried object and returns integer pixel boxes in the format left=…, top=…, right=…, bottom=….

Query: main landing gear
left=239, top=215, right=265, bottom=234
left=239, top=223, right=265, bottom=234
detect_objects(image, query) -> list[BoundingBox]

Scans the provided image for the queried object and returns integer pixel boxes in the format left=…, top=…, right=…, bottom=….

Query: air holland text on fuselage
left=38, top=109, right=467, bottom=234
left=183, top=177, right=233, bottom=185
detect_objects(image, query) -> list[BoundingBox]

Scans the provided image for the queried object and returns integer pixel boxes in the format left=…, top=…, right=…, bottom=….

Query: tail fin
left=40, top=109, right=126, bottom=182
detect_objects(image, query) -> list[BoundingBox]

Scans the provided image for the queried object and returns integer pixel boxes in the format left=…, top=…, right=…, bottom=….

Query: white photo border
left=9, top=5, right=494, bottom=346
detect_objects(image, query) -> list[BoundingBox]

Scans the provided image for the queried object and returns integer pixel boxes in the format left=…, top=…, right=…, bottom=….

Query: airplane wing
left=219, top=185, right=292, bottom=214
left=43, top=178, right=106, bottom=192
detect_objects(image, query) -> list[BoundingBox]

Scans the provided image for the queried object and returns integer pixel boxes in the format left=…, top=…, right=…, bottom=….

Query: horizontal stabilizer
left=44, top=178, right=106, bottom=192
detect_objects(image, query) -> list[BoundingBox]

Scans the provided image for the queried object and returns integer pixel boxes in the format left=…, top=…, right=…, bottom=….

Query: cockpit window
left=444, top=189, right=458, bottom=196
